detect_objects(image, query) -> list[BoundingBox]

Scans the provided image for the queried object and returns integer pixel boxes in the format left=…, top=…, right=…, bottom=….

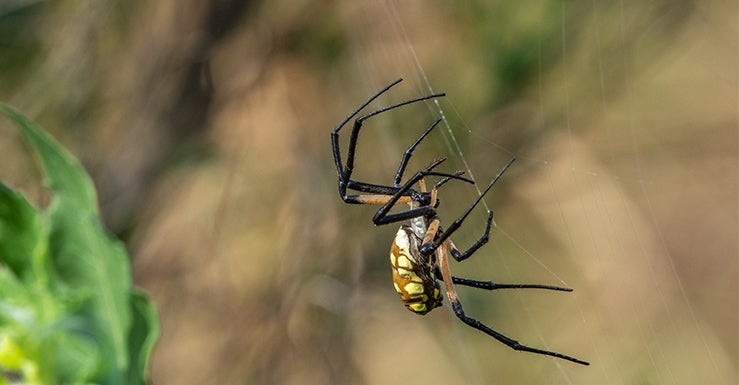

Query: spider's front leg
left=331, top=79, right=444, bottom=204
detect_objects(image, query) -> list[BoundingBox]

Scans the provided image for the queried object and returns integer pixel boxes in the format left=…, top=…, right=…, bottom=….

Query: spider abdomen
left=390, top=226, right=443, bottom=315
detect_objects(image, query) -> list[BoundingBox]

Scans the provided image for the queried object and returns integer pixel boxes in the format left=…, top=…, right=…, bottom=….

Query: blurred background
left=0, top=1, right=735, bottom=384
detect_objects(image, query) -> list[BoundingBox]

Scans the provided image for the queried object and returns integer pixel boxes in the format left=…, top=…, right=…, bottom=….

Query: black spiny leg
left=435, top=235, right=588, bottom=366
left=438, top=271, right=573, bottom=293
left=449, top=210, right=494, bottom=262
left=420, top=156, right=516, bottom=257
left=448, top=300, right=589, bottom=366
left=331, top=78, right=445, bottom=204
left=372, top=159, right=474, bottom=226
left=394, top=117, right=442, bottom=187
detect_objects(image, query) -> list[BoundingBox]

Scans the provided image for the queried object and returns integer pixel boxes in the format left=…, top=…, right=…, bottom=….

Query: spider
left=331, top=78, right=589, bottom=366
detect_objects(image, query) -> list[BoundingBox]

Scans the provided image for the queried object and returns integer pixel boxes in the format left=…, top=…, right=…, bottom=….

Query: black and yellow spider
left=331, top=79, right=589, bottom=366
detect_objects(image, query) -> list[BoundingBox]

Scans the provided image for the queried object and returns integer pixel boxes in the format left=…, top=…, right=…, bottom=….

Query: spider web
left=341, top=2, right=737, bottom=385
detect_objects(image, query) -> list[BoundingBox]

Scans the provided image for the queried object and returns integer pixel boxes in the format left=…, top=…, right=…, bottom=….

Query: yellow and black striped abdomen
left=390, top=226, right=443, bottom=315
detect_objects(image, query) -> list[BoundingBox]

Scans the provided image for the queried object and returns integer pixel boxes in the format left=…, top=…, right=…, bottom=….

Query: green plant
left=0, top=104, right=159, bottom=385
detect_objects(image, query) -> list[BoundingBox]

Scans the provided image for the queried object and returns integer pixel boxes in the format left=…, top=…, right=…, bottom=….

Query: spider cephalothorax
left=331, top=78, right=588, bottom=366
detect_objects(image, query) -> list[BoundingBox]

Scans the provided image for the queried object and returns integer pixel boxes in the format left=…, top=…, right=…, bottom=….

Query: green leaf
left=0, top=104, right=159, bottom=385
left=2, top=103, right=132, bottom=383
left=0, top=182, right=46, bottom=280
left=126, top=291, right=160, bottom=385
left=55, top=327, right=101, bottom=382
left=0, top=105, right=97, bottom=214
left=0, top=266, right=57, bottom=385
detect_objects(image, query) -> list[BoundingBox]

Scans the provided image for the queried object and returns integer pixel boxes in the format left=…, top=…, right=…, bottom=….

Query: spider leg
left=432, top=215, right=573, bottom=292
left=449, top=210, right=494, bottom=262
left=450, top=275, right=573, bottom=291
left=437, top=213, right=572, bottom=291
left=345, top=135, right=459, bottom=198
left=433, top=170, right=466, bottom=190
left=332, top=79, right=402, bottom=178
left=449, top=299, right=589, bottom=365
left=339, top=181, right=404, bottom=205
left=436, top=162, right=571, bottom=291
left=372, top=159, right=473, bottom=226
left=341, top=125, right=450, bottom=203
left=394, top=118, right=442, bottom=186
left=345, top=93, right=446, bottom=184
left=420, top=156, right=516, bottom=256
left=337, top=183, right=404, bottom=205
left=331, top=78, right=445, bottom=203
left=435, top=240, right=589, bottom=366
left=434, top=270, right=573, bottom=292
left=345, top=181, right=399, bottom=196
